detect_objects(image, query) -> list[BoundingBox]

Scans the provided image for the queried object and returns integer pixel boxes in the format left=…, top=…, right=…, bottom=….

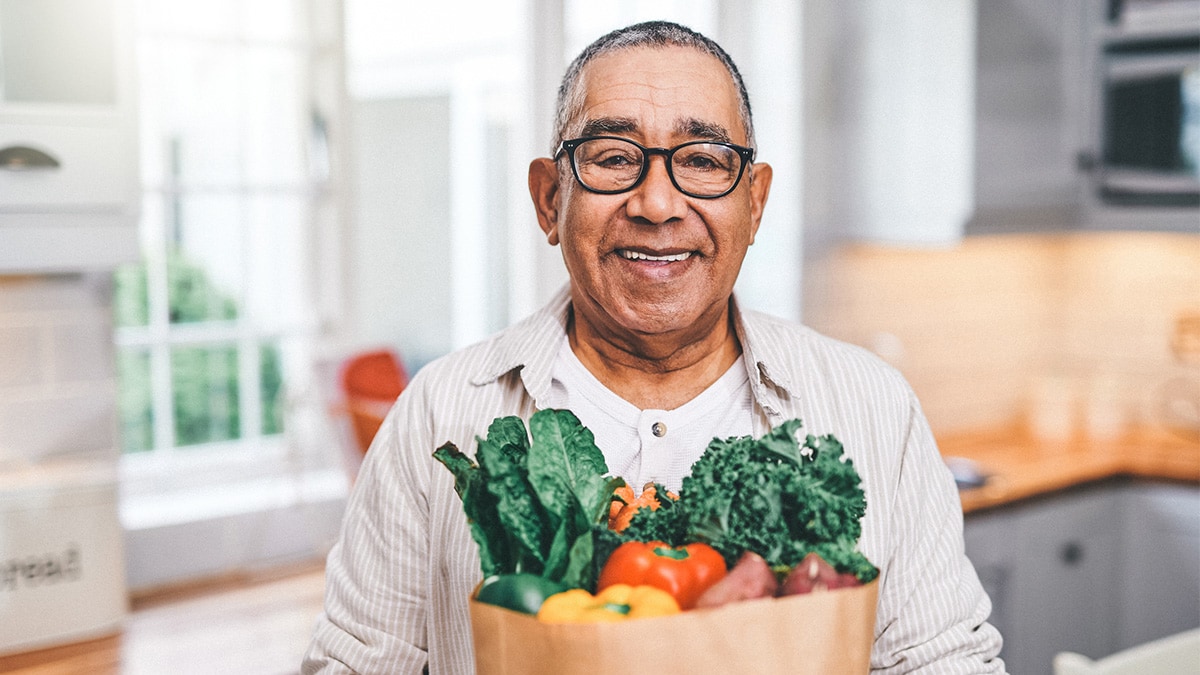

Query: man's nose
left=625, top=155, right=688, bottom=224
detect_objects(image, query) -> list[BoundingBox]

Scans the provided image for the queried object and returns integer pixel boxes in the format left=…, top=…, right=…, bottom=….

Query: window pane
left=260, top=341, right=284, bottom=436
left=114, top=261, right=149, bottom=328
left=137, top=0, right=238, bottom=41
left=139, top=38, right=243, bottom=188
left=245, top=194, right=308, bottom=328
left=240, top=0, right=308, bottom=44
left=242, top=45, right=306, bottom=185
left=117, top=348, right=154, bottom=453
left=172, top=345, right=240, bottom=446
left=170, top=194, right=244, bottom=323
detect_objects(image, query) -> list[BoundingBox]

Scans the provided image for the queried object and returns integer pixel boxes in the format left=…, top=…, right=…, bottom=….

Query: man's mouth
left=617, top=249, right=693, bottom=262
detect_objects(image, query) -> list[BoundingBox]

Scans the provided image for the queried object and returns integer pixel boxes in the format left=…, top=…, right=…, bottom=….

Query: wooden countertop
left=937, top=425, right=1200, bottom=513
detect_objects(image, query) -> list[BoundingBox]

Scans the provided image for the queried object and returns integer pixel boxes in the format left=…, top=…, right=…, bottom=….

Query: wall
left=803, top=232, right=1200, bottom=438
left=0, top=274, right=118, bottom=464
left=348, top=95, right=453, bottom=369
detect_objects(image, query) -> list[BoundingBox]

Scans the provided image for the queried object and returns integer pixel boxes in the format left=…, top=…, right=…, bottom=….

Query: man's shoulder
left=738, top=308, right=910, bottom=390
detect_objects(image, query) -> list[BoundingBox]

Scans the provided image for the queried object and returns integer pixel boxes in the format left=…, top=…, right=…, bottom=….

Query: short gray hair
left=551, top=20, right=755, bottom=154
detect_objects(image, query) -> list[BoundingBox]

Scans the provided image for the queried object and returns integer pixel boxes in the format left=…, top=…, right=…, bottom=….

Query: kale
left=624, top=419, right=878, bottom=584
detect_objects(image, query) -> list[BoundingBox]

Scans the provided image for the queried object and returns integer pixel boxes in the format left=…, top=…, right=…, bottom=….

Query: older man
left=304, top=21, right=1005, bottom=674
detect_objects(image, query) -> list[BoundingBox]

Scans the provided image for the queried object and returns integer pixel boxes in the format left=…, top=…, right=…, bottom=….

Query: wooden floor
left=0, top=563, right=326, bottom=675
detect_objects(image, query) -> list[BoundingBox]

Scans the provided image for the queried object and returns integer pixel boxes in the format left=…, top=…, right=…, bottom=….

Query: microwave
left=1097, top=6, right=1200, bottom=207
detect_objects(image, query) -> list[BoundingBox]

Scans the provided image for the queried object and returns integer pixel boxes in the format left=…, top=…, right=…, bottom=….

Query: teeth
left=619, top=250, right=691, bottom=262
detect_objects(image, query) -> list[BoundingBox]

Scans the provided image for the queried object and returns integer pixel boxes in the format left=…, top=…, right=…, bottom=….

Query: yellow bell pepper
left=536, top=584, right=681, bottom=623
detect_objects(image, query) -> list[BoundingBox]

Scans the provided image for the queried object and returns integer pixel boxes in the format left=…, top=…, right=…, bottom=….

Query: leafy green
left=624, top=419, right=878, bottom=584
left=433, top=409, right=624, bottom=590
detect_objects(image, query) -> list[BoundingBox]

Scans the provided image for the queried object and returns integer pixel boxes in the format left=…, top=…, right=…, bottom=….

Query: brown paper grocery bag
left=470, top=580, right=877, bottom=675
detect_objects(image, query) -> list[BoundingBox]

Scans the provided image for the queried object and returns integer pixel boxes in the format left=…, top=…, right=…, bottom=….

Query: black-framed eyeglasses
left=554, top=136, right=756, bottom=199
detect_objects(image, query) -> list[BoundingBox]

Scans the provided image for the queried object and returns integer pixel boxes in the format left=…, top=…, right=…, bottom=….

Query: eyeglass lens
left=572, top=138, right=742, bottom=196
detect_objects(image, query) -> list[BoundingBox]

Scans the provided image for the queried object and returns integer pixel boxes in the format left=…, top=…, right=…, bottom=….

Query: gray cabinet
left=964, top=480, right=1200, bottom=675
left=1117, top=482, right=1200, bottom=650
left=965, top=484, right=1120, bottom=675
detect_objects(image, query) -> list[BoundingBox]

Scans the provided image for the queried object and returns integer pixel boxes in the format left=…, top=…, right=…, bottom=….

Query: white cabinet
left=0, top=460, right=126, bottom=655
left=0, top=0, right=139, bottom=272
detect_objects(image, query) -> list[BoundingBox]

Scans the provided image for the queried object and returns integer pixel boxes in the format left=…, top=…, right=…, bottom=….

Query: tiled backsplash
left=0, top=274, right=118, bottom=464
left=803, top=232, right=1200, bottom=438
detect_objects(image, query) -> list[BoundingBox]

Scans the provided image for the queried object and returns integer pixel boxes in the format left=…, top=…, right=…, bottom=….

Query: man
left=304, top=21, right=1005, bottom=673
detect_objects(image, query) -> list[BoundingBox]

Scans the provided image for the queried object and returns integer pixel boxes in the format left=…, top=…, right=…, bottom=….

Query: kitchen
left=0, top=1, right=1197, bottom=673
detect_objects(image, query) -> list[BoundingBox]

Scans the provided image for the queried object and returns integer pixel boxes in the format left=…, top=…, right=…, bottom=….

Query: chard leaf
left=432, top=442, right=510, bottom=576
left=481, top=415, right=531, bottom=466
left=477, top=431, right=551, bottom=575
left=559, top=531, right=596, bottom=591
left=527, top=409, right=613, bottom=526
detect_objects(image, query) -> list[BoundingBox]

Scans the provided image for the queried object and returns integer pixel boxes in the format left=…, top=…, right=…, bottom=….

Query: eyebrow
left=577, top=116, right=734, bottom=144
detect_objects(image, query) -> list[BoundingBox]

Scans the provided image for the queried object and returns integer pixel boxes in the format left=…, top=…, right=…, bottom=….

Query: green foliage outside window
left=114, top=251, right=285, bottom=452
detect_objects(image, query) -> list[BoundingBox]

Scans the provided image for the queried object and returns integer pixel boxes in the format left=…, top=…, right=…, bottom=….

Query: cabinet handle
left=0, top=146, right=61, bottom=171
left=1061, top=542, right=1085, bottom=566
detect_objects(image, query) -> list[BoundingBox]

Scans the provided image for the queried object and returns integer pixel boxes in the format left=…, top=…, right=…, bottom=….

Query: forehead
left=573, top=45, right=744, bottom=143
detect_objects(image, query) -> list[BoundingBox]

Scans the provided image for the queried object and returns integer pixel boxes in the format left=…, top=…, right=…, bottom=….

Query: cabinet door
left=1118, top=483, right=1200, bottom=650
left=1009, top=488, right=1120, bottom=675
left=963, top=508, right=1018, bottom=664
left=0, top=0, right=138, bottom=273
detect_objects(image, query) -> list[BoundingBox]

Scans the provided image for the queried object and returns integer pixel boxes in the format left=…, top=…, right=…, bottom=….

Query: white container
left=0, top=460, right=127, bottom=655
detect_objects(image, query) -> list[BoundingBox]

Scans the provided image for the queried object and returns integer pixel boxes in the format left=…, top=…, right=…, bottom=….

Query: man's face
left=532, top=45, right=772, bottom=346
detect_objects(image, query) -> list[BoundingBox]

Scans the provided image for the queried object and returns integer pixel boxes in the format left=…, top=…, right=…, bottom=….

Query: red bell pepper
left=597, top=540, right=727, bottom=610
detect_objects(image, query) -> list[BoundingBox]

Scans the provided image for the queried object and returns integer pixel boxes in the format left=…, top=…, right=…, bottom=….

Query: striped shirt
left=302, top=287, right=1007, bottom=674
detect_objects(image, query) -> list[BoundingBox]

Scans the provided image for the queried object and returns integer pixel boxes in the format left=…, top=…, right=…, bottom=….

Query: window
left=114, top=1, right=328, bottom=473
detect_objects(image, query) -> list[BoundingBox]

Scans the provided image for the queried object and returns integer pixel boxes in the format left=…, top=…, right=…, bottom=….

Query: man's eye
left=678, top=152, right=729, bottom=172
left=594, top=153, right=639, bottom=168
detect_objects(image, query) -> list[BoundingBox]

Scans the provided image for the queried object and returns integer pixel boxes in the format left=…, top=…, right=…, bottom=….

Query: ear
left=528, top=157, right=563, bottom=246
left=746, top=162, right=773, bottom=245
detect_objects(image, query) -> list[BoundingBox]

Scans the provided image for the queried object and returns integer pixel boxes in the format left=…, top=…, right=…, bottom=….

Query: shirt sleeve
left=870, top=395, right=1008, bottom=674
left=301, top=401, right=432, bottom=674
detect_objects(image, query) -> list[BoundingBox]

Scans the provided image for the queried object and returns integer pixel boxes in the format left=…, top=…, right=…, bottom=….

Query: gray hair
left=551, top=20, right=755, bottom=154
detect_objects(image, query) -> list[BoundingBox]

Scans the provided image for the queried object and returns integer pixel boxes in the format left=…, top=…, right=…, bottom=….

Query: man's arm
left=871, top=397, right=1007, bottom=674
left=302, top=404, right=432, bottom=674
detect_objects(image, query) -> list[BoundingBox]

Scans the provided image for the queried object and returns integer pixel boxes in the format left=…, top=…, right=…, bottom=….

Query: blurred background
left=0, top=0, right=1197, bottom=673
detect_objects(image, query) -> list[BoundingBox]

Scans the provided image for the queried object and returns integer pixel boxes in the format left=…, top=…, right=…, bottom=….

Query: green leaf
left=527, top=409, right=613, bottom=526
left=433, top=442, right=511, bottom=576
left=477, top=434, right=552, bottom=575
left=559, top=531, right=596, bottom=591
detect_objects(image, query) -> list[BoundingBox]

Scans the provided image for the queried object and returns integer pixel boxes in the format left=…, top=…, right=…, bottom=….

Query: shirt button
left=651, top=421, right=667, bottom=437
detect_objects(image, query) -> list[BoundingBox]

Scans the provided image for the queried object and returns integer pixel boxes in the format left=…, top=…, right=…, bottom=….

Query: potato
left=694, top=551, right=779, bottom=608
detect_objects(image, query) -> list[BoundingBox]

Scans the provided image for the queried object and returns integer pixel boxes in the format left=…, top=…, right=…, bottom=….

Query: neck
left=567, top=301, right=742, bottom=410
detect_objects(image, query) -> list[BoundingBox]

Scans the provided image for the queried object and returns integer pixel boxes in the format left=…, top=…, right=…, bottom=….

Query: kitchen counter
left=938, top=426, right=1200, bottom=513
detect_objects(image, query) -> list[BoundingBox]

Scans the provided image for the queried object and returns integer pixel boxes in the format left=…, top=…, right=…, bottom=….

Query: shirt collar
left=730, top=294, right=798, bottom=421
left=469, top=285, right=571, bottom=407
left=470, top=286, right=800, bottom=415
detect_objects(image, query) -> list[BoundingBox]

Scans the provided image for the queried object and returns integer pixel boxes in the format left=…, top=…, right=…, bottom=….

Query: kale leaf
left=624, top=419, right=878, bottom=583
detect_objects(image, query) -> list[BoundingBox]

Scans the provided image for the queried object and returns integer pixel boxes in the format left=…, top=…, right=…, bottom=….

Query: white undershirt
left=544, top=336, right=755, bottom=493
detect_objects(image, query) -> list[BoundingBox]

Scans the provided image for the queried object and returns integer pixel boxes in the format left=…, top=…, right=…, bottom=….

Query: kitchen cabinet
left=968, top=0, right=1200, bottom=234
left=964, top=484, right=1119, bottom=675
left=963, top=479, right=1200, bottom=675
left=1116, top=482, right=1200, bottom=650
left=0, top=0, right=139, bottom=272
left=968, top=0, right=1090, bottom=234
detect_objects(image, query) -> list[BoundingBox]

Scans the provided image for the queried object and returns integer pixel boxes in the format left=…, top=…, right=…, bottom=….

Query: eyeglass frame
left=553, top=135, right=757, bottom=200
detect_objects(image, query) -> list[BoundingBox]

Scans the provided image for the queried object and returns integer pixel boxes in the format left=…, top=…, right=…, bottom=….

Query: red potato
left=779, top=552, right=861, bottom=596
left=694, top=551, right=779, bottom=609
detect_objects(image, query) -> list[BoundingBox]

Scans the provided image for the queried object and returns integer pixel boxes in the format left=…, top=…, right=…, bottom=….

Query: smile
left=617, top=249, right=693, bottom=262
